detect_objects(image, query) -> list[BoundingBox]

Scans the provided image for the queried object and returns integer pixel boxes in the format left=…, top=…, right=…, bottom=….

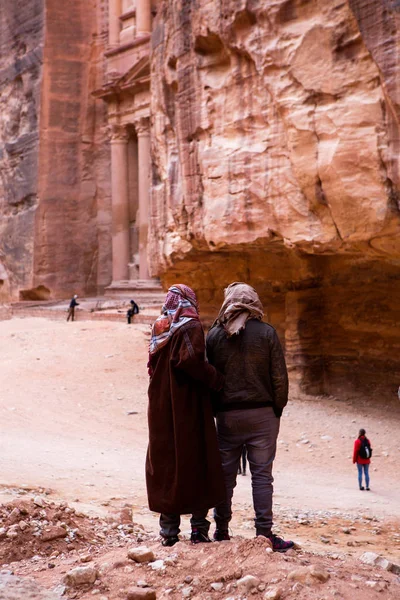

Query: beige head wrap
left=213, top=282, right=264, bottom=336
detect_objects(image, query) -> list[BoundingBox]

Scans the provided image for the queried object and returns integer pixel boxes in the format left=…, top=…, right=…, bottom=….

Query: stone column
left=110, top=125, right=130, bottom=281
left=109, top=0, right=122, bottom=45
left=136, top=0, right=151, bottom=35
left=136, top=117, right=150, bottom=280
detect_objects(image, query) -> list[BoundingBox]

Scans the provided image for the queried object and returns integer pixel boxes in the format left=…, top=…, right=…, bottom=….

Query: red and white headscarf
left=149, top=284, right=199, bottom=356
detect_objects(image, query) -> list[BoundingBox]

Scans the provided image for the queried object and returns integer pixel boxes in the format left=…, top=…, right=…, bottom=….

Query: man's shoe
left=366, top=487, right=370, bottom=491
left=260, top=533, right=294, bottom=553
left=161, top=535, right=179, bottom=547
left=190, top=529, right=212, bottom=544
left=213, top=529, right=231, bottom=541
left=360, top=486, right=365, bottom=490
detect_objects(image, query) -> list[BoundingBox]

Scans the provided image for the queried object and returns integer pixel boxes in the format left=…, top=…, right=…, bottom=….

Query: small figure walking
left=353, top=428, right=372, bottom=491
left=127, top=299, right=139, bottom=324
left=67, top=295, right=79, bottom=322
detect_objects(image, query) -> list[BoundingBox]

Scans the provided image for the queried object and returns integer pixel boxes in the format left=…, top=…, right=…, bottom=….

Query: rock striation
left=0, top=0, right=111, bottom=302
left=150, top=0, right=400, bottom=401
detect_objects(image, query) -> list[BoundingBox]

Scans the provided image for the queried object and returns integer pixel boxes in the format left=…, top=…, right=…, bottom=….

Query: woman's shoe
left=359, top=486, right=365, bottom=490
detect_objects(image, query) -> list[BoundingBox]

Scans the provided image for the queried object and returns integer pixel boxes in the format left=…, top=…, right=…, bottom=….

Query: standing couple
left=146, top=282, right=294, bottom=552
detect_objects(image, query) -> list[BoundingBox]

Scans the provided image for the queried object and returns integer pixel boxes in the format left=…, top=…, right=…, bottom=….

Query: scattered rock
left=359, top=552, right=396, bottom=571
left=41, top=526, right=68, bottom=542
left=288, top=565, right=330, bottom=585
left=264, top=586, right=283, bottom=600
left=127, top=587, right=156, bottom=600
left=80, top=553, right=92, bottom=563
left=210, top=582, right=223, bottom=591
left=64, top=565, right=99, bottom=587
left=184, top=576, right=193, bottom=584
left=182, top=586, right=193, bottom=597
left=33, top=496, right=45, bottom=508
left=237, top=575, right=260, bottom=592
left=0, top=574, right=60, bottom=599
left=149, top=559, right=165, bottom=571
left=128, top=547, right=155, bottom=563
left=365, top=580, right=388, bottom=591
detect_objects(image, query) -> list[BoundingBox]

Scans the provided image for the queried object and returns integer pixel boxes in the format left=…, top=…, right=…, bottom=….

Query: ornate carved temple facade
left=94, top=0, right=159, bottom=297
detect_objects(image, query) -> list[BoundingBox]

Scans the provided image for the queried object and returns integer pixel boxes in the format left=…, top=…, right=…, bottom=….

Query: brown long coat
left=146, top=320, right=225, bottom=515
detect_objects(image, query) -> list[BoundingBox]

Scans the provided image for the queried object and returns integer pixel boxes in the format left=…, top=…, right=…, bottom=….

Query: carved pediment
left=93, top=56, right=150, bottom=100
left=118, top=56, right=150, bottom=89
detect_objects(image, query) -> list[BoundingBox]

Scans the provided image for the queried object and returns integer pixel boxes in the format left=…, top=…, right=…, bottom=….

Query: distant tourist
left=127, top=299, right=139, bottom=324
left=67, top=295, right=79, bottom=322
left=353, top=428, right=372, bottom=490
left=206, top=282, right=294, bottom=552
left=146, top=284, right=225, bottom=547
left=238, top=446, right=247, bottom=476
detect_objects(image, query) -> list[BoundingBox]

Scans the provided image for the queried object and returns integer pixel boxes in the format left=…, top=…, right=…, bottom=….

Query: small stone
left=341, top=527, right=351, bottom=534
left=80, top=553, right=92, bottom=563
left=33, top=496, right=45, bottom=507
left=137, top=581, right=149, bottom=588
left=210, top=582, right=223, bottom=591
left=257, top=583, right=266, bottom=592
left=18, top=521, right=28, bottom=531
left=127, top=587, right=156, bottom=600
left=288, top=566, right=330, bottom=585
left=184, top=576, right=193, bottom=584
left=237, top=575, right=260, bottom=592
left=320, top=536, right=330, bottom=544
left=182, top=586, right=193, bottom=597
left=63, top=566, right=99, bottom=587
left=365, top=580, right=388, bottom=591
left=41, top=526, right=68, bottom=542
left=128, top=547, right=155, bottom=563
left=264, top=586, right=282, bottom=600
left=149, top=560, right=165, bottom=571
left=234, top=569, right=243, bottom=580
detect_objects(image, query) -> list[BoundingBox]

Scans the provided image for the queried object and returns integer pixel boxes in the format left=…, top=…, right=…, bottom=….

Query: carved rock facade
left=150, top=0, right=400, bottom=400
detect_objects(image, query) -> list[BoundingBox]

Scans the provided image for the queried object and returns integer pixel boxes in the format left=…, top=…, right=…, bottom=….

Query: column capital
left=135, top=116, right=150, bottom=137
left=109, top=124, right=129, bottom=143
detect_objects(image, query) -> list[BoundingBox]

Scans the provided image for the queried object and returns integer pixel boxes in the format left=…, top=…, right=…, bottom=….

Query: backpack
left=359, top=437, right=372, bottom=459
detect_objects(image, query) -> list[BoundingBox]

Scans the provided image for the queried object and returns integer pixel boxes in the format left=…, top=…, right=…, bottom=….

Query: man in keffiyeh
left=206, top=282, right=294, bottom=552
left=146, top=284, right=225, bottom=547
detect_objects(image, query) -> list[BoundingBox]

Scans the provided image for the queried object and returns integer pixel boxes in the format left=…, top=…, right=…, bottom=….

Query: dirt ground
left=1, top=317, right=400, bottom=599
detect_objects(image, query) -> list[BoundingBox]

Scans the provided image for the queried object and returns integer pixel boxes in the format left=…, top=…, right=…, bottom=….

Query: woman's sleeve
left=171, top=322, right=224, bottom=390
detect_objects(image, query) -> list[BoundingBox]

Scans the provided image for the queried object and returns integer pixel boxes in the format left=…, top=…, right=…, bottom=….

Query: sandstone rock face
left=0, top=0, right=112, bottom=302
left=150, top=0, right=400, bottom=401
left=0, top=0, right=44, bottom=302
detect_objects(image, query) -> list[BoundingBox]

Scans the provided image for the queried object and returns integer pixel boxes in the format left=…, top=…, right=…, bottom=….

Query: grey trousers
left=159, top=511, right=210, bottom=538
left=214, top=406, right=280, bottom=536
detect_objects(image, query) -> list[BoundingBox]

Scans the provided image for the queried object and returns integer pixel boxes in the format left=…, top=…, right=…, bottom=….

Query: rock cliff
left=150, top=0, right=400, bottom=400
left=0, top=0, right=44, bottom=302
left=0, top=0, right=111, bottom=302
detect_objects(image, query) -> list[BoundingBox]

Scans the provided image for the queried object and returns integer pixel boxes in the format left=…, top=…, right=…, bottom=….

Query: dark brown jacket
left=206, top=319, right=288, bottom=417
left=146, top=320, right=225, bottom=515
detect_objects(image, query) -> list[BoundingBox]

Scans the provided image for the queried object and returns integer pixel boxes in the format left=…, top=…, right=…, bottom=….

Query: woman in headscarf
left=146, top=284, right=225, bottom=546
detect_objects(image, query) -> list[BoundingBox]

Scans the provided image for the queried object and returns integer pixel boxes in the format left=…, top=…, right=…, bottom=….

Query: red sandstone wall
left=150, top=0, right=400, bottom=401
left=32, top=0, right=111, bottom=299
left=0, top=0, right=44, bottom=301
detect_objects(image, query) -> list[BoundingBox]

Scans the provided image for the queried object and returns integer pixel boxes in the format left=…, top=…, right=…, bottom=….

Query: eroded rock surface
left=150, top=0, right=400, bottom=400
left=0, top=0, right=111, bottom=302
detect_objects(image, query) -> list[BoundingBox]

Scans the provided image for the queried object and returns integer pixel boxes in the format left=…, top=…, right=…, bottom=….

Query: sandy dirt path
left=1, top=317, right=399, bottom=536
